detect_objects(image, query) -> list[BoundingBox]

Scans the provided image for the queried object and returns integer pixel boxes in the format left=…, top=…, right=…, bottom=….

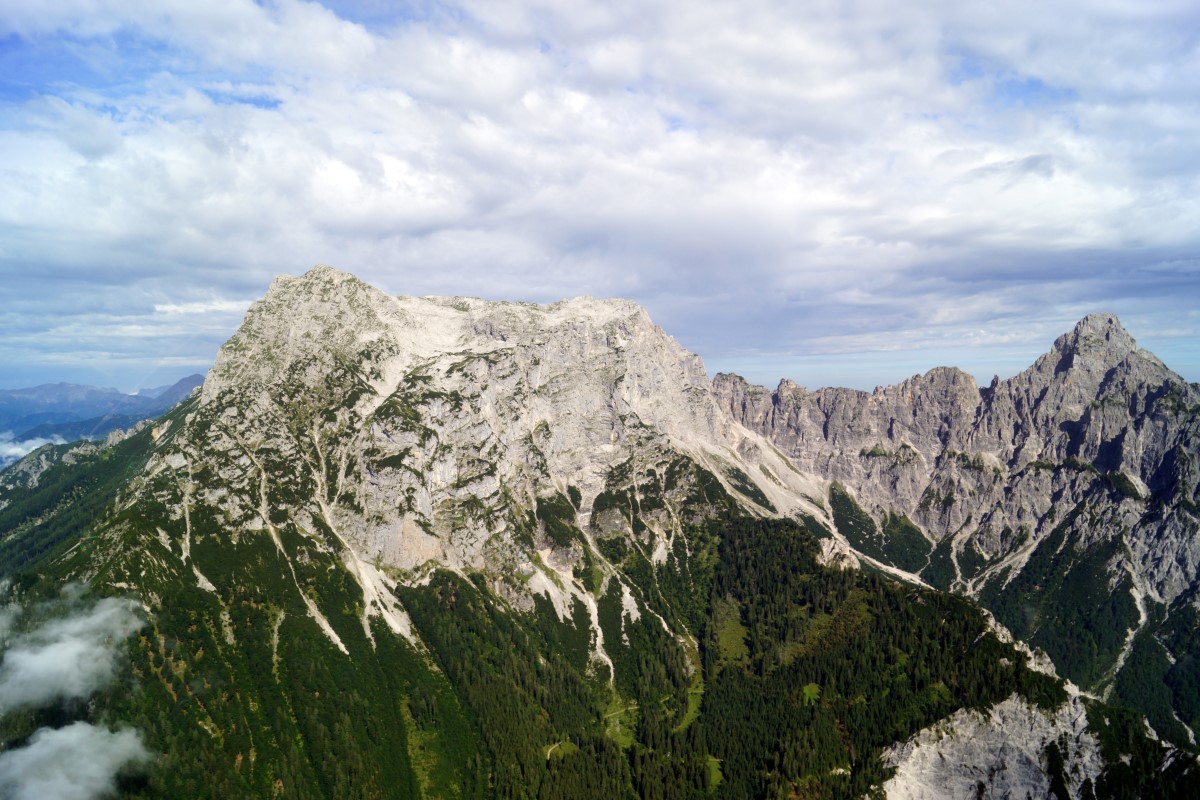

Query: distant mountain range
left=0, top=374, right=204, bottom=464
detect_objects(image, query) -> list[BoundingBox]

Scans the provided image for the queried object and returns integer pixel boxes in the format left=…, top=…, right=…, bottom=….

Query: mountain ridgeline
left=0, top=265, right=1196, bottom=799
left=715, top=313, right=1200, bottom=748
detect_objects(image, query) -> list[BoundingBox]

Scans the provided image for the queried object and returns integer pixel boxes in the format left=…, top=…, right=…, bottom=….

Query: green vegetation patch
left=946, top=450, right=988, bottom=472
left=0, top=421, right=160, bottom=577
left=594, top=534, right=629, bottom=566
left=922, top=535, right=957, bottom=591
left=830, top=483, right=878, bottom=547
left=830, top=484, right=931, bottom=573
left=702, top=517, right=1065, bottom=799
left=880, top=513, right=933, bottom=573
left=536, top=492, right=581, bottom=549
left=1160, top=600, right=1200, bottom=743
left=1102, top=471, right=1142, bottom=501
left=861, top=443, right=918, bottom=465
left=1113, top=612, right=1193, bottom=749
left=957, top=536, right=992, bottom=582
left=1086, top=701, right=1199, bottom=798
left=1027, top=458, right=1142, bottom=502
left=798, top=513, right=834, bottom=540
left=978, top=506, right=1139, bottom=690
left=402, top=572, right=625, bottom=798
left=724, top=465, right=776, bottom=512
left=712, top=595, right=750, bottom=672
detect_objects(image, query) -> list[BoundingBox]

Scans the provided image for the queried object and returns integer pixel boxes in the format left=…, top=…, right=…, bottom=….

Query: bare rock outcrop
left=716, top=313, right=1200, bottom=604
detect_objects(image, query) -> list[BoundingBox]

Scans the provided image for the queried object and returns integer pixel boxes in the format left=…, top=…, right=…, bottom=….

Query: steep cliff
left=716, top=313, right=1200, bottom=744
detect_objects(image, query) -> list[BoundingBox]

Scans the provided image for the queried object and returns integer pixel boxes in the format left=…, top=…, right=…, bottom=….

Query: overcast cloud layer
left=1, top=0, right=1197, bottom=391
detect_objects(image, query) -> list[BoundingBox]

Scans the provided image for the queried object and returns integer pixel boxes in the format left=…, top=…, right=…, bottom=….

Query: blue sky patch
left=202, top=87, right=282, bottom=110
left=945, top=51, right=986, bottom=85
left=991, top=74, right=1078, bottom=108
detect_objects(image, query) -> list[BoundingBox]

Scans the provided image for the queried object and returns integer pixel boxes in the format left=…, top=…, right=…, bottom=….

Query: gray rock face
left=715, top=365, right=984, bottom=522
left=155, top=265, right=825, bottom=662
left=716, top=312, right=1200, bottom=735
left=882, top=693, right=1104, bottom=800
left=203, top=271, right=1200, bottom=708
left=717, top=313, right=1199, bottom=592
left=200, top=266, right=820, bottom=575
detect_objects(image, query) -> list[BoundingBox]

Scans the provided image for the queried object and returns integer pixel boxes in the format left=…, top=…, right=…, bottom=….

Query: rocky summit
left=0, top=265, right=1196, bottom=799
left=717, top=311, right=1200, bottom=727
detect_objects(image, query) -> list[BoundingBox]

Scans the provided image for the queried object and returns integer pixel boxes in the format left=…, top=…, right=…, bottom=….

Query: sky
left=0, top=0, right=1198, bottom=393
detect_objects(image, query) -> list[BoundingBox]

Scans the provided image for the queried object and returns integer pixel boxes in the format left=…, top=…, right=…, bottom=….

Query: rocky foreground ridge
left=1, top=265, right=1197, bottom=799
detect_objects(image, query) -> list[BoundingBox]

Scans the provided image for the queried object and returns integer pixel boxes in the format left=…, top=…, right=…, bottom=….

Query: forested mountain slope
left=0, top=266, right=1194, bottom=798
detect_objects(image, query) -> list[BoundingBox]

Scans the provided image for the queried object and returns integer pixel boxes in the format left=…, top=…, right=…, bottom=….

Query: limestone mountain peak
left=1048, top=312, right=1138, bottom=370
left=198, top=265, right=825, bottom=581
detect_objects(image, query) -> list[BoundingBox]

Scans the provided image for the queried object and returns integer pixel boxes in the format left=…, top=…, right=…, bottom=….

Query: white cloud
left=0, top=596, right=144, bottom=712
left=0, top=0, right=1197, bottom=389
left=0, top=723, right=149, bottom=800
left=0, top=433, right=65, bottom=466
left=153, top=299, right=254, bottom=315
left=0, top=591, right=150, bottom=798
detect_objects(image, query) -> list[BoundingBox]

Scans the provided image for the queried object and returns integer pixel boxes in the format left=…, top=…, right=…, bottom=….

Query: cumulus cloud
left=0, top=0, right=1197, bottom=390
left=0, top=596, right=144, bottom=713
left=0, top=722, right=149, bottom=800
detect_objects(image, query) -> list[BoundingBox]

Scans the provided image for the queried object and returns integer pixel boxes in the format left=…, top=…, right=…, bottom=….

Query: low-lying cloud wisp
left=0, top=595, right=143, bottom=713
left=0, top=590, right=149, bottom=799
left=0, top=432, right=65, bottom=467
left=0, top=722, right=149, bottom=800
